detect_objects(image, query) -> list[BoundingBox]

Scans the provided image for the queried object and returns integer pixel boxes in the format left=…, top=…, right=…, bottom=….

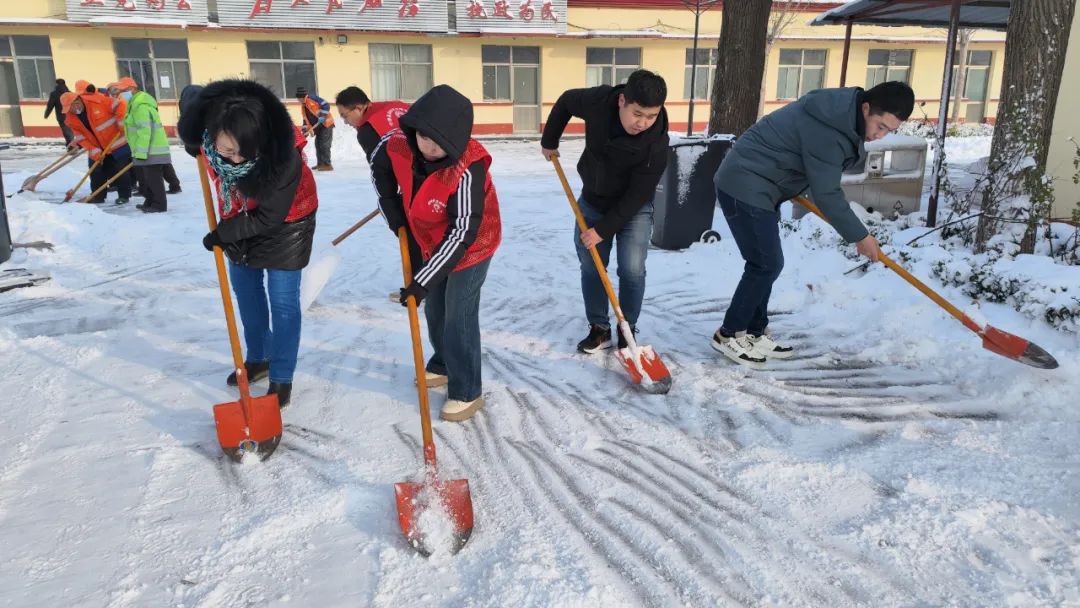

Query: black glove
left=202, top=230, right=223, bottom=252
left=399, top=281, right=428, bottom=307
left=379, top=197, right=406, bottom=233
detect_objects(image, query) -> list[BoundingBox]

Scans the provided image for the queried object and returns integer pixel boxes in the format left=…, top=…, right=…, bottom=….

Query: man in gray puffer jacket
left=711, top=81, right=915, bottom=368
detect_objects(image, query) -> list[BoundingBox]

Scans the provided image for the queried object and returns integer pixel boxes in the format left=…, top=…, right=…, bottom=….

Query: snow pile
left=897, top=120, right=995, bottom=139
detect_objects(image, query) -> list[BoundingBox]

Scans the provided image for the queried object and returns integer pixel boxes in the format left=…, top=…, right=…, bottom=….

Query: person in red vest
left=335, top=85, right=415, bottom=302
left=371, top=84, right=501, bottom=423
left=334, top=86, right=409, bottom=161
left=295, top=86, right=334, bottom=171
left=179, top=80, right=319, bottom=409
left=61, top=89, right=133, bottom=204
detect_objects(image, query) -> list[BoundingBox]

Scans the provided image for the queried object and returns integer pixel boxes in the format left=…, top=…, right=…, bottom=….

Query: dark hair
left=863, top=81, right=915, bottom=121
left=85, top=84, right=96, bottom=93
left=622, top=69, right=667, bottom=108
left=295, top=86, right=308, bottom=99
left=56, top=78, right=66, bottom=86
left=206, top=96, right=268, bottom=161
left=335, top=86, right=370, bottom=107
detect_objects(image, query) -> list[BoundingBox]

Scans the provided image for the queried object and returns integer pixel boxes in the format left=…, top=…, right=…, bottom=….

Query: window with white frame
left=777, top=49, right=826, bottom=99
left=684, top=48, right=718, bottom=100
left=482, top=45, right=512, bottom=101
left=247, top=41, right=316, bottom=100
left=866, top=49, right=913, bottom=87
left=114, top=38, right=191, bottom=101
left=369, top=43, right=433, bottom=102
left=0, top=36, right=56, bottom=100
left=585, top=47, right=641, bottom=87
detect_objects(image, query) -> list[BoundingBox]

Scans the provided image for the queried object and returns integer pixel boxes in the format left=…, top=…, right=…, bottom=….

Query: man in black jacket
left=541, top=69, right=670, bottom=353
left=44, top=79, right=73, bottom=145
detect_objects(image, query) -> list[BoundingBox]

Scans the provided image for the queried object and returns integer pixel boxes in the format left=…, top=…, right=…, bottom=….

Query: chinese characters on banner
left=458, top=0, right=564, bottom=31
left=68, top=0, right=206, bottom=22
left=218, top=0, right=446, bottom=30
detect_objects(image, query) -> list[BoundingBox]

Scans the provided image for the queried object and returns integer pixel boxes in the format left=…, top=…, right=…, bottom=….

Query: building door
left=0, top=61, right=23, bottom=137
left=510, top=47, right=540, bottom=134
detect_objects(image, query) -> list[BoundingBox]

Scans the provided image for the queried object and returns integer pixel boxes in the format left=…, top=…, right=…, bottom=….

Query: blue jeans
left=228, top=261, right=303, bottom=384
left=717, top=189, right=784, bottom=336
left=574, top=198, right=653, bottom=328
left=424, top=257, right=491, bottom=402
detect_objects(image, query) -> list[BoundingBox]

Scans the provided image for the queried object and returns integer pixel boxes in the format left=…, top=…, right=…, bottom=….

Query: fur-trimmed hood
left=177, top=79, right=299, bottom=200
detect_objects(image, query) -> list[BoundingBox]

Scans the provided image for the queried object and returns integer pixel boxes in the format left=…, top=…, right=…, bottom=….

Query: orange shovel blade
left=213, top=394, right=283, bottom=462
left=981, top=325, right=1059, bottom=369
left=615, top=345, right=673, bottom=394
left=394, top=478, right=474, bottom=557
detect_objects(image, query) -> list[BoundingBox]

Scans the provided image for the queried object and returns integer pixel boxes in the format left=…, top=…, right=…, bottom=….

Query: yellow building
left=1047, top=1, right=1080, bottom=220
left=0, top=0, right=1005, bottom=138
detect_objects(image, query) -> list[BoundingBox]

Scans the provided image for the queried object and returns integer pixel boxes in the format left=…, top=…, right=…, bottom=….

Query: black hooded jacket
left=541, top=84, right=669, bottom=239
left=178, top=80, right=316, bottom=270
left=371, top=85, right=488, bottom=289
left=45, top=82, right=69, bottom=121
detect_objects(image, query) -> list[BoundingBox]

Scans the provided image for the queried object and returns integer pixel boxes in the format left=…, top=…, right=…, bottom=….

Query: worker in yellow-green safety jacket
left=116, top=76, right=172, bottom=213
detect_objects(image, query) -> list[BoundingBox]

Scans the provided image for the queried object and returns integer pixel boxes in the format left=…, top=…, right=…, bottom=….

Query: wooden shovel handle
left=40, top=148, right=84, bottom=180
left=198, top=155, right=252, bottom=382
left=794, top=195, right=981, bottom=333
left=78, top=162, right=134, bottom=203
left=331, top=208, right=380, bottom=246
left=399, top=227, right=436, bottom=465
left=67, top=132, right=122, bottom=199
left=550, top=155, right=629, bottom=325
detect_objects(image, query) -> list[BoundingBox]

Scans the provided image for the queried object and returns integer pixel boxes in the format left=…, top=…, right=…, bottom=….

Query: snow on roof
left=0, top=17, right=71, bottom=25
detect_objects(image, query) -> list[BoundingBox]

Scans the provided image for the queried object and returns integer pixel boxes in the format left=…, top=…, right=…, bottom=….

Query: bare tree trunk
left=975, top=0, right=1076, bottom=253
left=949, top=29, right=973, bottom=123
left=709, top=0, right=772, bottom=136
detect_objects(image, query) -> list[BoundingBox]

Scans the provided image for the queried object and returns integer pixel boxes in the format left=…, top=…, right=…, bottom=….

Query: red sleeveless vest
left=385, top=131, right=501, bottom=271
left=211, top=126, right=317, bottom=223
left=363, top=101, right=409, bottom=138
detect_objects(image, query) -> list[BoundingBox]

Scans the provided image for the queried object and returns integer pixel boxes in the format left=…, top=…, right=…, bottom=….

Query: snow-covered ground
left=0, top=132, right=1077, bottom=607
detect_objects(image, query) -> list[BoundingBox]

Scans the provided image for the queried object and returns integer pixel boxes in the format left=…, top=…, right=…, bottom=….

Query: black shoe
left=226, top=361, right=270, bottom=386
left=135, top=203, right=146, bottom=211
left=616, top=325, right=638, bottom=350
left=139, top=205, right=166, bottom=213
left=576, top=324, right=613, bottom=354
left=167, top=186, right=182, bottom=194
left=268, top=382, right=292, bottom=409
left=115, top=197, right=129, bottom=205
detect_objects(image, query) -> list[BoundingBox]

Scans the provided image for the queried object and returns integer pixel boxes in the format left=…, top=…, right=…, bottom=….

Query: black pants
left=314, top=125, right=333, bottom=167
left=135, top=163, right=179, bottom=196
left=56, top=117, right=73, bottom=145
left=136, top=165, right=167, bottom=211
left=90, top=153, right=132, bottom=203
left=163, top=163, right=180, bottom=190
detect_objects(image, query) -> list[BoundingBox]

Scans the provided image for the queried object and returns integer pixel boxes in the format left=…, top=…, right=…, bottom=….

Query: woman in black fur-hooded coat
left=179, top=80, right=319, bottom=408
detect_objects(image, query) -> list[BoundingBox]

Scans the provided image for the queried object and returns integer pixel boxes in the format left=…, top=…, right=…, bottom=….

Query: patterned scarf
left=202, top=129, right=256, bottom=216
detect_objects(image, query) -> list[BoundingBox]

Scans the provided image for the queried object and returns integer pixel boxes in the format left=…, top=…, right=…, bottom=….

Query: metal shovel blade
left=394, top=478, right=474, bottom=557
left=213, top=394, right=283, bottom=462
left=615, top=346, right=673, bottom=394
left=981, top=325, right=1059, bottom=370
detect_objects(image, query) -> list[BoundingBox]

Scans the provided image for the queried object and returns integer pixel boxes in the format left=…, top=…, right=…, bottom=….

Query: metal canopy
left=812, top=0, right=1010, bottom=31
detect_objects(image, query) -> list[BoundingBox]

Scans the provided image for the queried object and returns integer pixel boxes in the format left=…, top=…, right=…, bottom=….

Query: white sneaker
left=414, top=371, right=448, bottom=387
left=748, top=333, right=794, bottom=359
left=711, top=331, right=766, bottom=369
left=441, top=396, right=485, bottom=422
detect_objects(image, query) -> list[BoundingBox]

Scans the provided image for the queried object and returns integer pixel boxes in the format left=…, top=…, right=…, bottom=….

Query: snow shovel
left=794, top=195, right=1058, bottom=370
left=299, top=208, right=380, bottom=310
left=393, top=226, right=474, bottom=557
left=198, top=153, right=283, bottom=462
left=550, top=155, right=673, bottom=394
left=15, top=148, right=83, bottom=195
left=64, top=133, right=121, bottom=202
left=77, top=162, right=134, bottom=203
